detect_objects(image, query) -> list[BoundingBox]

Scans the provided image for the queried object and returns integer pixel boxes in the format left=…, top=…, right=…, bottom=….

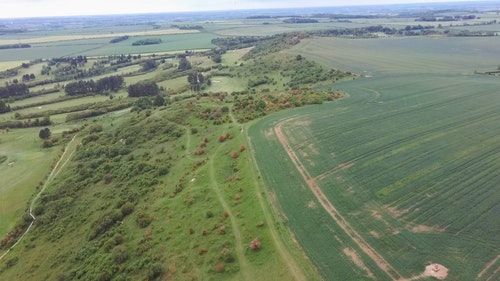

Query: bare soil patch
left=409, top=224, right=443, bottom=233
left=343, top=248, right=375, bottom=279
left=423, top=263, right=448, bottom=280
left=406, top=263, right=449, bottom=281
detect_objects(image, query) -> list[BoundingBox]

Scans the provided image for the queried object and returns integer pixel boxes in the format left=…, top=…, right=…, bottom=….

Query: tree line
left=65, top=75, right=124, bottom=96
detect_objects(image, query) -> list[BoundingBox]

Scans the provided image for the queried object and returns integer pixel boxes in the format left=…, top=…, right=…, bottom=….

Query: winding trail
left=274, top=120, right=404, bottom=280
left=208, top=143, right=253, bottom=281
left=0, top=135, right=78, bottom=261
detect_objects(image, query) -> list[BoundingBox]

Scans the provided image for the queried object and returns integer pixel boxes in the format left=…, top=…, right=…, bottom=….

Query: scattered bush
left=135, top=212, right=153, bottom=228
left=112, top=245, right=128, bottom=264
left=219, top=226, right=226, bottom=234
left=120, top=202, right=135, bottom=217
left=147, top=262, right=163, bottom=279
left=250, top=238, right=261, bottom=250
left=206, top=211, right=214, bottom=218
left=215, top=262, right=225, bottom=273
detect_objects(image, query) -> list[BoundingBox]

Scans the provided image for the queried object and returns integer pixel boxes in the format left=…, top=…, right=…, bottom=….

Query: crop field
left=247, top=19, right=500, bottom=281
left=0, top=32, right=216, bottom=61
left=286, top=36, right=500, bottom=76
left=249, top=73, right=500, bottom=280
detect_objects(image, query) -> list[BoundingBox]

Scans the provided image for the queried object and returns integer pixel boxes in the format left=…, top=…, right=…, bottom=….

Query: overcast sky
left=0, top=0, right=489, bottom=18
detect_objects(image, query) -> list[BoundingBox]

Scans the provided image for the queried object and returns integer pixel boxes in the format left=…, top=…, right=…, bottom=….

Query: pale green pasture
left=79, top=33, right=217, bottom=57
left=0, top=32, right=215, bottom=62
left=286, top=36, right=500, bottom=75
left=222, top=48, right=252, bottom=65
left=208, top=76, right=247, bottom=92
left=10, top=94, right=114, bottom=117
left=123, top=71, right=158, bottom=85
left=157, top=75, right=188, bottom=91
left=8, top=92, right=64, bottom=108
left=0, top=128, right=60, bottom=236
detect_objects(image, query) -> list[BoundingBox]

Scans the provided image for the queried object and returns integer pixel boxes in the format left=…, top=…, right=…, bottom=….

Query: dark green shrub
left=112, top=245, right=128, bottom=264
left=121, top=202, right=135, bottom=217
left=147, top=262, right=163, bottom=279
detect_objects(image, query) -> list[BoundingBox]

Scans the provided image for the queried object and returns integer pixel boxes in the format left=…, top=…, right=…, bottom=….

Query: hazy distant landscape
left=0, top=1, right=499, bottom=280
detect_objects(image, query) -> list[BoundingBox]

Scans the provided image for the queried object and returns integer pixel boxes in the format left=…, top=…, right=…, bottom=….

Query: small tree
left=38, top=127, right=51, bottom=140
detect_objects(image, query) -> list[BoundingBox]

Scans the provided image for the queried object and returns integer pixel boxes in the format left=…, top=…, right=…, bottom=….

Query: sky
left=0, top=0, right=488, bottom=18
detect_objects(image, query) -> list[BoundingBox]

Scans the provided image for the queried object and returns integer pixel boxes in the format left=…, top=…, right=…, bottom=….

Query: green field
left=250, top=73, right=500, bottom=280
left=0, top=128, right=61, bottom=236
left=285, top=36, right=500, bottom=76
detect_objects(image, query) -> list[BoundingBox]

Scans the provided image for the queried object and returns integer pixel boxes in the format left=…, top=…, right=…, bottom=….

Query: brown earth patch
left=409, top=224, right=443, bottom=233
left=343, top=248, right=375, bottom=279
left=385, top=206, right=409, bottom=218
left=423, top=263, right=448, bottom=280
left=406, top=263, right=449, bottom=281
left=370, top=230, right=381, bottom=238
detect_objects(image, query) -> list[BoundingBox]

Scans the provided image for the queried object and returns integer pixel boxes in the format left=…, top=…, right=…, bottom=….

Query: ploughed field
left=249, top=74, right=500, bottom=280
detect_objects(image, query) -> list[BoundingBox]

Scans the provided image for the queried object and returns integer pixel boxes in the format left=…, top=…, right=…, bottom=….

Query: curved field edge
left=248, top=74, right=500, bottom=280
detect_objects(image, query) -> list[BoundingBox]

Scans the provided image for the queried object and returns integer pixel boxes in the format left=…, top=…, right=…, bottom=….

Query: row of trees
left=65, top=75, right=124, bottom=96
left=0, top=83, right=29, bottom=99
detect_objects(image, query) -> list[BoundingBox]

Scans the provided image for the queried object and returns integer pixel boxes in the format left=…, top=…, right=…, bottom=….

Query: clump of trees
left=132, top=38, right=162, bottom=46
left=177, top=56, right=192, bottom=71
left=110, top=35, right=129, bottom=43
left=187, top=72, right=205, bottom=91
left=38, top=127, right=51, bottom=140
left=127, top=81, right=159, bottom=97
left=0, top=83, right=29, bottom=99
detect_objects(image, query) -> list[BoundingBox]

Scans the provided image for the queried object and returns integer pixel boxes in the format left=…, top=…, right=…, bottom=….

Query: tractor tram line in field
left=274, top=119, right=405, bottom=281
